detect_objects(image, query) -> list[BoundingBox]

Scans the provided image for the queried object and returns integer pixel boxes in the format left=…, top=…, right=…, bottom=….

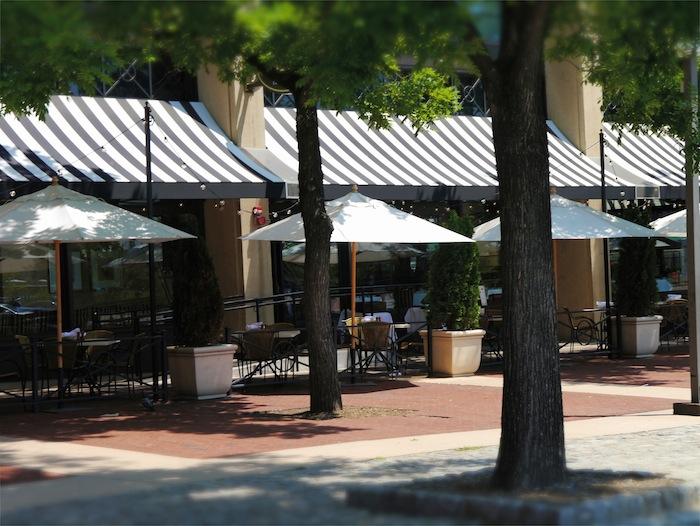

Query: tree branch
left=244, top=52, right=299, bottom=92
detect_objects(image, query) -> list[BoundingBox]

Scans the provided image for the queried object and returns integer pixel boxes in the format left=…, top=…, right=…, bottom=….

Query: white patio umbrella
left=0, top=180, right=193, bottom=388
left=243, top=188, right=473, bottom=325
left=650, top=206, right=699, bottom=238
left=472, top=194, right=658, bottom=241
left=282, top=242, right=424, bottom=265
left=472, top=193, right=657, bottom=306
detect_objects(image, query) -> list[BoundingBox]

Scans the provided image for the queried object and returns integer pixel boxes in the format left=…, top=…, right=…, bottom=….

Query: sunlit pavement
left=1, top=346, right=698, bottom=524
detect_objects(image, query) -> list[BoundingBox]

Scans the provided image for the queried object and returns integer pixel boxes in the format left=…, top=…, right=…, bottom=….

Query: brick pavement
left=0, top=380, right=679, bottom=459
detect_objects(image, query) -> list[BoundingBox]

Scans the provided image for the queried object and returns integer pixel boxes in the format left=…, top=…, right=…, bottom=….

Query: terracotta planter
left=420, top=329, right=485, bottom=377
left=617, top=315, right=662, bottom=358
left=167, top=344, right=236, bottom=400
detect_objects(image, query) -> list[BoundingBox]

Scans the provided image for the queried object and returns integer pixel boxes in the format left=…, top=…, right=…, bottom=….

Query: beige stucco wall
left=203, top=199, right=246, bottom=331
left=545, top=59, right=607, bottom=315
left=545, top=59, right=602, bottom=157
left=196, top=65, right=266, bottom=148
left=197, top=65, right=272, bottom=327
left=239, top=198, right=275, bottom=325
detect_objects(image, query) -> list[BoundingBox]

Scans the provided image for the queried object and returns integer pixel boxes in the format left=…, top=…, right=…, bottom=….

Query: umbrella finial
left=351, top=184, right=358, bottom=192
left=51, top=176, right=59, bottom=186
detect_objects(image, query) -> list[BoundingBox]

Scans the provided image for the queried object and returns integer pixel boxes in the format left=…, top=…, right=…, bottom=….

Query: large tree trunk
left=293, top=88, right=343, bottom=414
left=485, top=2, right=566, bottom=490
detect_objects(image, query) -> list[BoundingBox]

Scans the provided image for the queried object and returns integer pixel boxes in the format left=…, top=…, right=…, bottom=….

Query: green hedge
left=427, top=211, right=481, bottom=330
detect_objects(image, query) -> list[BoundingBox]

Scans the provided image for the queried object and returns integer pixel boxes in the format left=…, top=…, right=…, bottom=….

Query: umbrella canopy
left=650, top=207, right=698, bottom=238
left=282, top=242, right=424, bottom=265
left=0, top=181, right=193, bottom=390
left=243, top=191, right=474, bottom=244
left=0, top=184, right=193, bottom=244
left=244, top=189, right=472, bottom=352
left=473, top=194, right=657, bottom=241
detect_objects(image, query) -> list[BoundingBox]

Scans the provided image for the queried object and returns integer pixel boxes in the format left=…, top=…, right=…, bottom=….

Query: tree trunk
left=485, top=2, right=566, bottom=490
left=293, top=88, right=343, bottom=414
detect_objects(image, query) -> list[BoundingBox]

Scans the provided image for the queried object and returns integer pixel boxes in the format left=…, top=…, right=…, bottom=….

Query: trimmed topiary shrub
left=614, top=204, right=657, bottom=317
left=167, top=214, right=223, bottom=347
left=427, top=210, right=481, bottom=330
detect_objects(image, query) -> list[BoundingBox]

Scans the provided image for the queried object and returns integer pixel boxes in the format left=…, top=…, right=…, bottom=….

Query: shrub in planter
left=613, top=204, right=661, bottom=357
left=164, top=214, right=233, bottom=399
left=428, top=211, right=481, bottom=330
left=422, top=211, right=484, bottom=376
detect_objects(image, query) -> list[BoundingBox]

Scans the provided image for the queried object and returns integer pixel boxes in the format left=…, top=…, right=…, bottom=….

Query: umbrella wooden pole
left=349, top=241, right=358, bottom=381
left=54, top=240, right=64, bottom=401
left=350, top=241, right=357, bottom=343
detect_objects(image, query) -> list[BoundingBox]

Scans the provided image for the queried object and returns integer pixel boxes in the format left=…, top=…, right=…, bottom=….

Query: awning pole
left=54, top=239, right=64, bottom=403
left=600, top=130, right=613, bottom=356
left=145, top=102, right=159, bottom=399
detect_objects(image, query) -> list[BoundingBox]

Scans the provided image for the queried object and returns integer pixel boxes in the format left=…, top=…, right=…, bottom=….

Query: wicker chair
left=358, top=321, right=396, bottom=375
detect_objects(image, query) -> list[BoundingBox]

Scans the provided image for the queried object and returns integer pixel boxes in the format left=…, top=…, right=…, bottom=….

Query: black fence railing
left=0, top=332, right=167, bottom=412
left=219, top=282, right=426, bottom=330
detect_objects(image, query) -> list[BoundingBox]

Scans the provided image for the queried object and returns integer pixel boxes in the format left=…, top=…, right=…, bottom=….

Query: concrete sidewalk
left=418, top=375, right=691, bottom=400
left=2, top=417, right=699, bottom=524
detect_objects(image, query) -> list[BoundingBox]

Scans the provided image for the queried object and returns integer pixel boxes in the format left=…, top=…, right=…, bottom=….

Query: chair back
left=84, top=330, right=115, bottom=340
left=344, top=316, right=363, bottom=344
left=83, top=329, right=116, bottom=357
left=360, top=321, right=391, bottom=350
left=241, top=329, right=276, bottom=361
left=266, top=323, right=296, bottom=332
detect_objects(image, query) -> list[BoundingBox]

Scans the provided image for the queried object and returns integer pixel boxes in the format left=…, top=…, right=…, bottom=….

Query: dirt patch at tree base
left=251, top=406, right=415, bottom=420
left=347, top=469, right=700, bottom=525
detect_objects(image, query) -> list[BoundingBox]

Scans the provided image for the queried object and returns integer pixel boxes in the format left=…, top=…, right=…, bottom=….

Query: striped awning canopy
left=0, top=95, right=277, bottom=198
left=262, top=108, right=635, bottom=199
left=603, top=123, right=685, bottom=187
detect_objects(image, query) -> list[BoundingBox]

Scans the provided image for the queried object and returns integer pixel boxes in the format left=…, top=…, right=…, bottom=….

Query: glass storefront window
left=68, top=241, right=170, bottom=313
left=0, top=245, right=55, bottom=311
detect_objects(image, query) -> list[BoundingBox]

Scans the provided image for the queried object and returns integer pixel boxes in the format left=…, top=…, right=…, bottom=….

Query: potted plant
left=613, top=205, right=662, bottom=358
left=420, top=211, right=484, bottom=376
left=166, top=214, right=234, bottom=399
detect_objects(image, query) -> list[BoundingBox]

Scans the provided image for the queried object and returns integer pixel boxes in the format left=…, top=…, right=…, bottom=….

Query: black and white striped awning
left=262, top=108, right=635, bottom=200
left=603, top=123, right=685, bottom=187
left=0, top=96, right=281, bottom=199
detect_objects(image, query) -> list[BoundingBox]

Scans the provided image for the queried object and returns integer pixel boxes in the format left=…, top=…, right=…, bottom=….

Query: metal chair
left=658, top=300, right=688, bottom=349
left=557, top=308, right=597, bottom=352
left=110, top=333, right=150, bottom=393
left=235, top=327, right=293, bottom=382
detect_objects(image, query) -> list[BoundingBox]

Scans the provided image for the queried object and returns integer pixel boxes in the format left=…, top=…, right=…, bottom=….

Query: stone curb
left=347, top=481, right=700, bottom=525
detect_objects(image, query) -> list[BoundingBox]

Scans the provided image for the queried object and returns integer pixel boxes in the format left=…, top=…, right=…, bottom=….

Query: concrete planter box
left=617, top=315, right=662, bottom=358
left=420, top=329, right=485, bottom=377
left=167, top=344, right=236, bottom=400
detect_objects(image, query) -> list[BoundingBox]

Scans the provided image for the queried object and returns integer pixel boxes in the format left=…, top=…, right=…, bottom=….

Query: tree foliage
left=357, top=68, right=461, bottom=132
left=553, top=1, right=699, bottom=160
left=427, top=211, right=481, bottom=331
left=614, top=205, right=658, bottom=317
left=0, top=1, right=117, bottom=117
